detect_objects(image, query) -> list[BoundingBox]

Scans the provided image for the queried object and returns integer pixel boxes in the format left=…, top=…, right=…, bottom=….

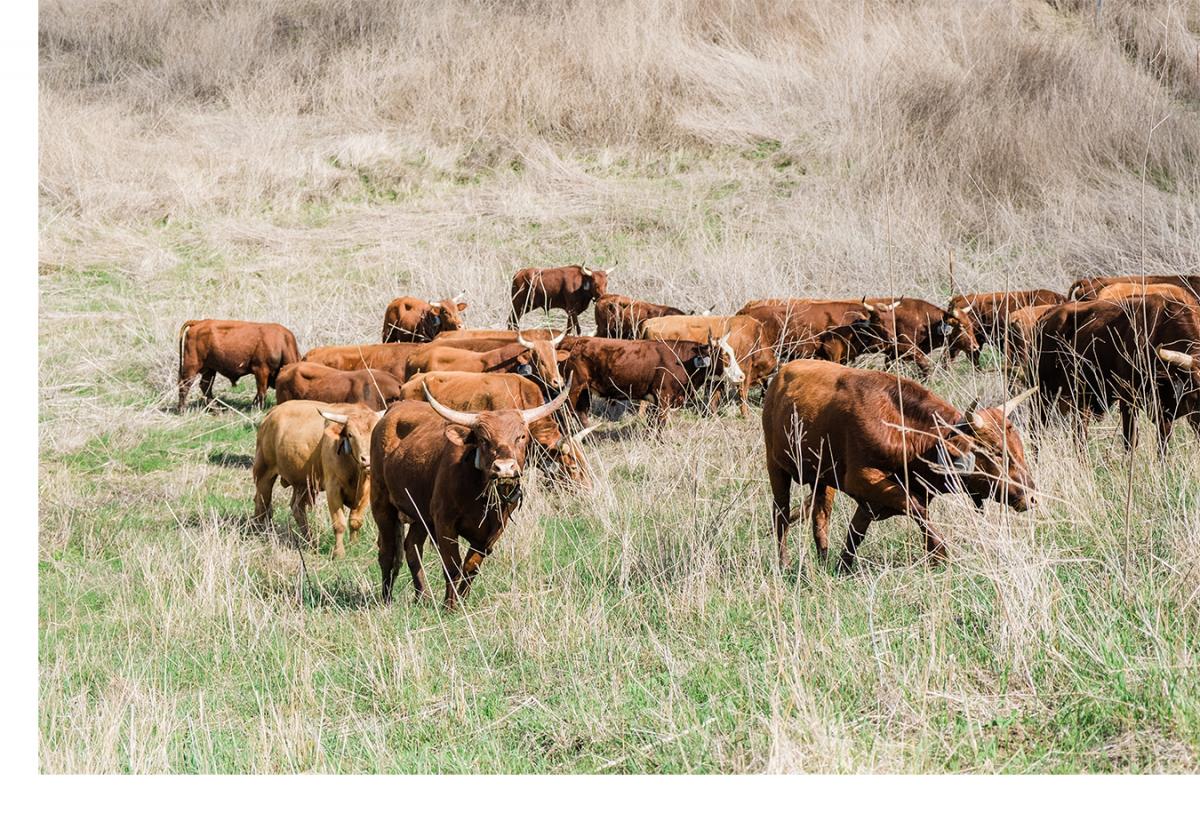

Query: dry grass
left=38, top=0, right=1200, bottom=772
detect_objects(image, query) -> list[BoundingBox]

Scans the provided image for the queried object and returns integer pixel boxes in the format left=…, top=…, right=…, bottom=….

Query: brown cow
left=381, top=293, right=468, bottom=343
left=177, top=319, right=300, bottom=410
left=400, top=371, right=596, bottom=485
left=252, top=400, right=384, bottom=558
left=595, top=294, right=685, bottom=339
left=860, top=297, right=978, bottom=374
left=948, top=289, right=1067, bottom=365
left=370, top=384, right=570, bottom=607
left=1002, top=304, right=1058, bottom=385
left=1035, top=295, right=1200, bottom=451
left=276, top=362, right=403, bottom=410
left=562, top=336, right=739, bottom=427
left=1095, top=282, right=1200, bottom=306
left=640, top=314, right=776, bottom=417
left=736, top=300, right=890, bottom=365
left=404, top=331, right=569, bottom=393
left=1069, top=274, right=1200, bottom=301
left=301, top=343, right=424, bottom=379
left=764, top=360, right=1037, bottom=571
left=509, top=264, right=611, bottom=334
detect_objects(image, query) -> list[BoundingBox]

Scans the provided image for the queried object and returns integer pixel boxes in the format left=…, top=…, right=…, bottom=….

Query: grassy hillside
left=38, top=0, right=1200, bottom=771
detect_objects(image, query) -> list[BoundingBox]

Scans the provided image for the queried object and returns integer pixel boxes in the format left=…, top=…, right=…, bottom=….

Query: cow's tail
left=178, top=320, right=197, bottom=375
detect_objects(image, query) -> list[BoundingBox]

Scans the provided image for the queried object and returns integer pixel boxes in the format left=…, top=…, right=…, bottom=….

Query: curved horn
left=318, top=409, right=349, bottom=424
left=959, top=303, right=973, bottom=315
left=860, top=296, right=876, bottom=313
left=452, top=290, right=467, bottom=304
left=516, top=330, right=534, bottom=350
left=519, top=375, right=572, bottom=425
left=1001, top=386, right=1038, bottom=418
left=422, top=383, right=481, bottom=427
left=555, top=422, right=600, bottom=450
left=580, top=265, right=593, bottom=277
left=550, top=330, right=566, bottom=348
left=1158, top=347, right=1195, bottom=370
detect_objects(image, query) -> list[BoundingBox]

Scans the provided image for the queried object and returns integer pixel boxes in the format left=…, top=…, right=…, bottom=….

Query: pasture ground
left=38, top=0, right=1200, bottom=772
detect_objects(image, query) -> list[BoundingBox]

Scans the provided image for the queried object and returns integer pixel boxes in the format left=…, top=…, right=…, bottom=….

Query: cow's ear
left=456, top=302, right=468, bottom=312
left=555, top=350, right=570, bottom=363
left=444, top=424, right=474, bottom=447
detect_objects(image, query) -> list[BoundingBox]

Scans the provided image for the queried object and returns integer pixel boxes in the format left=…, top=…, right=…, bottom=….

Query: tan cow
left=252, top=400, right=384, bottom=558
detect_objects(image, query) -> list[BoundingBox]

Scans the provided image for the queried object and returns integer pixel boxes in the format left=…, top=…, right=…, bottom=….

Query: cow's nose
left=359, top=455, right=370, bottom=467
left=492, top=458, right=519, bottom=479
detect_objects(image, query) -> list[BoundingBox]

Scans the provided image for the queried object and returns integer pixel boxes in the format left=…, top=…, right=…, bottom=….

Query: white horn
left=550, top=330, right=566, bottom=348
left=516, top=330, right=535, bottom=350
left=860, top=296, right=876, bottom=313
left=422, top=383, right=481, bottom=427
left=519, top=375, right=573, bottom=425
left=1158, top=347, right=1195, bottom=370
left=1001, top=386, right=1039, bottom=418
left=959, top=303, right=973, bottom=315
left=318, top=409, right=349, bottom=424
left=580, top=265, right=593, bottom=277
left=452, top=290, right=467, bottom=304
left=556, top=422, right=600, bottom=450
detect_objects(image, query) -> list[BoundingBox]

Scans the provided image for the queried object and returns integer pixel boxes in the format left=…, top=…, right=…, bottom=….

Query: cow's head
left=320, top=408, right=387, bottom=473
left=935, top=387, right=1037, bottom=511
left=1157, top=347, right=1200, bottom=424
left=424, top=379, right=571, bottom=501
left=579, top=264, right=611, bottom=301
left=516, top=330, right=569, bottom=391
left=853, top=299, right=899, bottom=354
left=534, top=422, right=599, bottom=486
left=707, top=330, right=745, bottom=385
left=427, top=292, right=468, bottom=336
left=940, top=304, right=980, bottom=355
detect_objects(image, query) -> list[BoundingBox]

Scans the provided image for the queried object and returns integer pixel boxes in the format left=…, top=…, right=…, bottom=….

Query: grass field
left=38, top=0, right=1200, bottom=772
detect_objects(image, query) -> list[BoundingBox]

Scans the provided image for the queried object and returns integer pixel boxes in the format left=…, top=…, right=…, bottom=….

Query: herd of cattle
left=174, top=265, right=1200, bottom=606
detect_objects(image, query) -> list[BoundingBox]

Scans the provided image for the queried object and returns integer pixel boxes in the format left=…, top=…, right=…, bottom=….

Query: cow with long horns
left=370, top=381, right=571, bottom=607
left=763, top=359, right=1037, bottom=571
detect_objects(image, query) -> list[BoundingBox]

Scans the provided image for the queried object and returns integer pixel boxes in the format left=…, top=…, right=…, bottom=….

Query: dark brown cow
left=948, top=289, right=1067, bottom=365
left=509, top=264, right=611, bottom=334
left=1002, top=304, right=1058, bottom=385
left=381, top=293, right=468, bottom=343
left=404, top=331, right=569, bottom=393
left=275, top=362, right=403, bottom=410
left=400, top=371, right=596, bottom=485
left=763, top=359, right=1037, bottom=571
left=735, top=300, right=891, bottom=365
left=860, top=297, right=978, bottom=374
left=640, top=314, right=775, bottom=417
left=177, top=319, right=300, bottom=410
left=1069, top=274, right=1200, bottom=301
left=370, top=384, right=570, bottom=607
left=595, top=294, right=685, bottom=339
left=1035, top=294, right=1200, bottom=451
left=301, top=343, right=423, bottom=379
left=561, top=336, right=737, bottom=427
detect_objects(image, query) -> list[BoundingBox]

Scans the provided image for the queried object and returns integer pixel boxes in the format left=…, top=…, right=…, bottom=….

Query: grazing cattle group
left=175, top=269, right=1199, bottom=607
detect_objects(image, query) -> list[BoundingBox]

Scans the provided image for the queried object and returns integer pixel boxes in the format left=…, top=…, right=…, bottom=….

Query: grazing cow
left=1002, top=304, right=1059, bottom=385
left=404, top=331, right=569, bottom=394
left=1095, top=282, right=1200, bottom=307
left=276, top=363, right=403, bottom=410
left=370, top=384, right=571, bottom=607
left=509, top=264, right=611, bottom=334
left=381, top=293, right=468, bottom=343
left=177, top=319, right=300, bottom=410
left=252, top=400, right=384, bottom=558
left=640, top=314, right=777, bottom=417
left=301, top=343, right=423, bottom=379
left=948, top=289, right=1067, bottom=365
left=400, top=371, right=596, bottom=484
left=763, top=360, right=1037, bottom=571
left=856, top=297, right=978, bottom=376
left=736, top=299, right=892, bottom=365
left=1035, top=294, right=1200, bottom=451
left=1069, top=274, right=1200, bottom=301
left=562, top=336, right=741, bottom=426
left=595, top=294, right=685, bottom=339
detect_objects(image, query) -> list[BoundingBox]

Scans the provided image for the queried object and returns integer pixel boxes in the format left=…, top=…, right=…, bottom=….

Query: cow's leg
left=811, top=484, right=835, bottom=565
left=346, top=481, right=370, bottom=552
left=767, top=461, right=793, bottom=570
left=252, top=458, right=277, bottom=529
left=910, top=503, right=947, bottom=563
left=1155, top=414, right=1175, bottom=457
left=402, top=523, right=430, bottom=601
left=459, top=541, right=493, bottom=601
left=374, top=506, right=401, bottom=603
left=252, top=365, right=270, bottom=409
left=290, top=483, right=316, bottom=547
left=197, top=370, right=217, bottom=410
left=326, top=486, right=348, bottom=560
left=178, top=365, right=200, bottom=412
left=435, top=532, right=465, bottom=610
left=839, top=502, right=874, bottom=574
left=1119, top=403, right=1138, bottom=451
left=738, top=379, right=751, bottom=419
